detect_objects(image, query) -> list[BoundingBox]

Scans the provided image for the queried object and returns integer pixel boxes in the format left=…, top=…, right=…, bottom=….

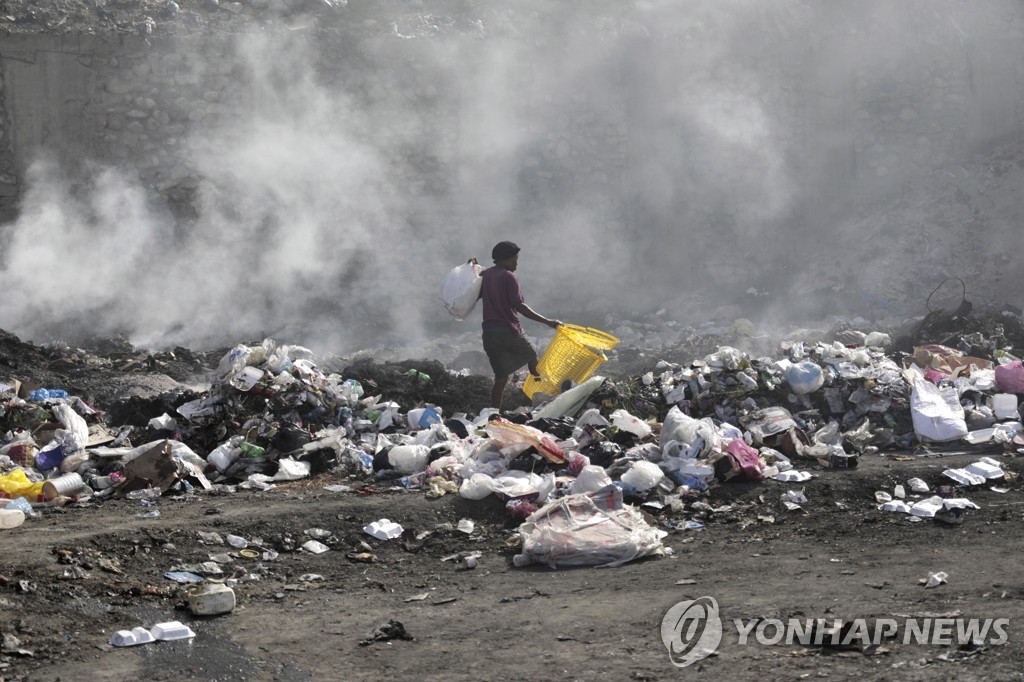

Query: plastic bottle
left=126, top=487, right=161, bottom=501
left=207, top=438, right=241, bottom=473
left=6, top=497, right=33, bottom=514
left=0, top=508, right=26, bottom=529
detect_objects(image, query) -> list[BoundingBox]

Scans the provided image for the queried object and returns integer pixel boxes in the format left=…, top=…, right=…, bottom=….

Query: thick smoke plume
left=1, top=0, right=1021, bottom=353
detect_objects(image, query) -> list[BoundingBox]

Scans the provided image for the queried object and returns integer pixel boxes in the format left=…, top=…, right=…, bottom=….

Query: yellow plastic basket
left=523, top=324, right=620, bottom=399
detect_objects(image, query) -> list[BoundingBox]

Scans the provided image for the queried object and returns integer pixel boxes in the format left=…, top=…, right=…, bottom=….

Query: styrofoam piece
left=150, top=621, right=196, bottom=641
left=965, top=458, right=1005, bottom=480
left=910, top=497, right=944, bottom=518
left=942, top=498, right=980, bottom=510
left=110, top=626, right=156, bottom=647
left=363, top=519, right=403, bottom=540
left=878, top=500, right=911, bottom=513
left=943, top=468, right=986, bottom=486
left=772, top=470, right=811, bottom=483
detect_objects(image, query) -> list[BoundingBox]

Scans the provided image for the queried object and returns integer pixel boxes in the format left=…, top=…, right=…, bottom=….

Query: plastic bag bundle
left=514, top=485, right=669, bottom=568
left=440, top=262, right=483, bottom=320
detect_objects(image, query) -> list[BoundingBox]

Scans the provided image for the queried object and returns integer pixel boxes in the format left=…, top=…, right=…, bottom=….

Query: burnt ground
left=4, top=452, right=1024, bottom=681
left=1, top=325, right=1024, bottom=680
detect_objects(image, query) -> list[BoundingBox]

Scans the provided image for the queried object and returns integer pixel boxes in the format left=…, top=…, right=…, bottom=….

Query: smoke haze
left=1, top=0, right=1022, bottom=353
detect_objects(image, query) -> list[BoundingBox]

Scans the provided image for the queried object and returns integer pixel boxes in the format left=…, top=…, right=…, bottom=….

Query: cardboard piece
left=86, top=424, right=116, bottom=448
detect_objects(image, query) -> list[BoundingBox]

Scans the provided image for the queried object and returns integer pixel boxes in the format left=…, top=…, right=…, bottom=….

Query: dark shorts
left=482, top=326, right=537, bottom=378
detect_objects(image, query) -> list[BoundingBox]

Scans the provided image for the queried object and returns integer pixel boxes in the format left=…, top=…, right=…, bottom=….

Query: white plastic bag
left=620, top=461, right=664, bottom=492
left=609, top=409, right=652, bottom=438
left=908, top=371, right=968, bottom=442
left=388, top=444, right=430, bottom=474
left=441, top=262, right=484, bottom=320
left=786, top=361, right=824, bottom=395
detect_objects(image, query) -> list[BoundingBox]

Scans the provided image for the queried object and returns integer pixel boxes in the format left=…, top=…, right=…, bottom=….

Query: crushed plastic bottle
left=6, top=497, right=33, bottom=514
left=126, top=487, right=161, bottom=502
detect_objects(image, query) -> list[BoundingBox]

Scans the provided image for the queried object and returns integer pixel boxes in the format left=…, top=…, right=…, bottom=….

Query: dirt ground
left=4, top=436, right=1024, bottom=680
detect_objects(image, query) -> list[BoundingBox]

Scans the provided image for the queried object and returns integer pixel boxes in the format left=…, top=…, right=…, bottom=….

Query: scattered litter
left=109, top=627, right=156, bottom=647
left=921, top=571, right=948, bottom=588
left=225, top=534, right=248, bottom=548
left=300, top=540, right=329, bottom=554
left=163, top=571, right=204, bottom=584
left=149, top=621, right=196, bottom=641
left=360, top=620, right=413, bottom=646
left=363, top=519, right=404, bottom=540
left=187, top=583, right=236, bottom=616
left=907, top=478, right=929, bottom=493
left=772, top=470, right=811, bottom=483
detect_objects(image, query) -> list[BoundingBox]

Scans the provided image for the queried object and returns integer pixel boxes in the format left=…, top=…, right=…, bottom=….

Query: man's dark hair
left=491, top=241, right=520, bottom=262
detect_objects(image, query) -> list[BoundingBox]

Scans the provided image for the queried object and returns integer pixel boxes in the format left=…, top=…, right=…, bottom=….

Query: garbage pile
left=2, top=319, right=1023, bottom=568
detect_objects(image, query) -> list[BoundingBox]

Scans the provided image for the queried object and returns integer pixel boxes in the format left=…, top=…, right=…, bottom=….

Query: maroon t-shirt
left=479, top=266, right=524, bottom=335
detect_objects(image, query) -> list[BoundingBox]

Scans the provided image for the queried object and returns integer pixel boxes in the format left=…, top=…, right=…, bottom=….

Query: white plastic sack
left=441, top=262, right=483, bottom=320
left=908, top=372, right=968, bottom=442
left=388, top=444, right=430, bottom=474
left=52, top=403, right=89, bottom=454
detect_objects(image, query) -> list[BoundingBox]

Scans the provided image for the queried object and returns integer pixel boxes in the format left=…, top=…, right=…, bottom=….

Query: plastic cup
left=35, top=444, right=65, bottom=471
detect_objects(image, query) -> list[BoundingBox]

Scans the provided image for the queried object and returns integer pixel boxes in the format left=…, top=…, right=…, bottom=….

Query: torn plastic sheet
left=514, top=485, right=669, bottom=569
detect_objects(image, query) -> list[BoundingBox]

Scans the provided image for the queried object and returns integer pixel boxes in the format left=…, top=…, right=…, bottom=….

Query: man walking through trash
left=479, top=241, right=561, bottom=410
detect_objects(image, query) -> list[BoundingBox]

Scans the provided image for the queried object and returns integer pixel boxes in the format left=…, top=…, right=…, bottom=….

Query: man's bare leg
left=492, top=375, right=509, bottom=410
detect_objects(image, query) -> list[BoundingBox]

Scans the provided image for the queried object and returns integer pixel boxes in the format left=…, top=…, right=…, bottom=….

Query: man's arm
left=515, top=301, right=561, bottom=329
